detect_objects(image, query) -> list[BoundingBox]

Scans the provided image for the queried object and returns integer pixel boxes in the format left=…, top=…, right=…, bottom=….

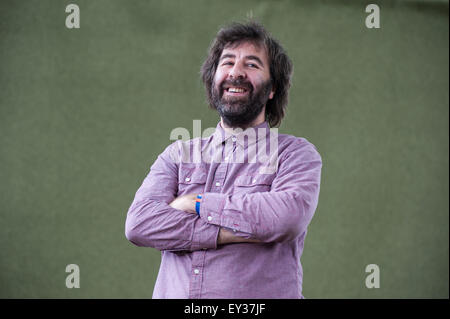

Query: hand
left=169, top=194, right=198, bottom=214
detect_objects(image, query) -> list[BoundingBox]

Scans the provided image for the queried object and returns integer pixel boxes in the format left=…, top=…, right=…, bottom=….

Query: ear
left=269, top=89, right=275, bottom=100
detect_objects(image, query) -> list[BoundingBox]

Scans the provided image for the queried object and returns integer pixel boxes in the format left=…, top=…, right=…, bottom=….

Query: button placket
left=189, top=250, right=207, bottom=298
left=211, top=141, right=232, bottom=191
left=224, top=141, right=236, bottom=163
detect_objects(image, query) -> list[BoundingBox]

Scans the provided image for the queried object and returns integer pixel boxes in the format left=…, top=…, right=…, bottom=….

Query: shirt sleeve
left=199, top=139, right=322, bottom=243
left=125, top=142, right=220, bottom=251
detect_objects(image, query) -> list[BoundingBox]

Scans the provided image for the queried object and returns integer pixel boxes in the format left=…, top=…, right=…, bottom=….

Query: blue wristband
left=195, top=194, right=202, bottom=216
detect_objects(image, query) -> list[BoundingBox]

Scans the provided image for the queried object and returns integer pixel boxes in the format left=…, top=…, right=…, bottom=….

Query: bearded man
left=125, top=21, right=322, bottom=299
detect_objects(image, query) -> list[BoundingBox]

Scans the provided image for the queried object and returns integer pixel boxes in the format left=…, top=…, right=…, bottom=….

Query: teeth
left=228, top=87, right=245, bottom=93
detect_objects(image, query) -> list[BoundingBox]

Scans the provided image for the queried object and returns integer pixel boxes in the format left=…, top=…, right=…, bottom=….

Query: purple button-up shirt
left=125, top=121, right=322, bottom=298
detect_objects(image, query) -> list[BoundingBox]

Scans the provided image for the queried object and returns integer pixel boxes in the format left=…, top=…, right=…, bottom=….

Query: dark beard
left=211, top=78, right=273, bottom=129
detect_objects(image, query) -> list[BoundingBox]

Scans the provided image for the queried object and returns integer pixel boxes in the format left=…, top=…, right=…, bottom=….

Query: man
left=125, top=21, right=322, bottom=298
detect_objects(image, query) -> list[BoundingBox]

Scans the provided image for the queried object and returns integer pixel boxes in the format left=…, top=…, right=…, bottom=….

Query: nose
left=228, top=62, right=246, bottom=80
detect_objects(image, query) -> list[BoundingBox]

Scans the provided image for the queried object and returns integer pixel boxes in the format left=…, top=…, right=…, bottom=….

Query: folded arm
left=125, top=143, right=220, bottom=251
left=199, top=140, right=322, bottom=243
left=168, top=193, right=261, bottom=245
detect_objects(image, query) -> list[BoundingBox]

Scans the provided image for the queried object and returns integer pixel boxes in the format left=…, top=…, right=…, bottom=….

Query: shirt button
left=194, top=269, right=200, bottom=274
left=215, top=182, right=221, bottom=187
left=232, top=137, right=237, bottom=142
left=185, top=177, right=191, bottom=182
left=252, top=179, right=257, bottom=183
left=207, top=216, right=213, bottom=222
left=224, top=156, right=229, bottom=161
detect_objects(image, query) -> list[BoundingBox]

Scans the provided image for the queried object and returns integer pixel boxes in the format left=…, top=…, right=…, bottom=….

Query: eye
left=247, top=63, right=259, bottom=69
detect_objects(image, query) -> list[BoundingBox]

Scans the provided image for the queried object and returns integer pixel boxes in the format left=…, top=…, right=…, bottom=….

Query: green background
left=0, top=0, right=448, bottom=298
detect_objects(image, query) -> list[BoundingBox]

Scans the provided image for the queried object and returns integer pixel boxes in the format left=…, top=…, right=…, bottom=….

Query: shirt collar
left=212, top=120, right=271, bottom=148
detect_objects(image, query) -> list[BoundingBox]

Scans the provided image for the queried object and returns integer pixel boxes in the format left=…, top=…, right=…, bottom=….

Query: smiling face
left=211, top=41, right=275, bottom=129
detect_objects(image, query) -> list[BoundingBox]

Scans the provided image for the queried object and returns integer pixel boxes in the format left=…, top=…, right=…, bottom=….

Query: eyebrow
left=219, top=54, right=265, bottom=68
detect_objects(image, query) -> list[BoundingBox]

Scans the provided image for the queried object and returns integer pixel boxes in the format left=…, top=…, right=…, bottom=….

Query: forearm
left=200, top=191, right=311, bottom=243
left=217, top=228, right=261, bottom=245
left=125, top=197, right=219, bottom=251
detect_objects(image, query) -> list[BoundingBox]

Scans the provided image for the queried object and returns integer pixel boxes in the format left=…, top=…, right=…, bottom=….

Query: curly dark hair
left=200, top=21, right=293, bottom=127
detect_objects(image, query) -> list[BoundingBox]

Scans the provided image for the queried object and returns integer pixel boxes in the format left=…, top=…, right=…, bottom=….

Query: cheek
left=252, top=75, right=272, bottom=94
left=213, top=71, right=225, bottom=86
left=251, top=79, right=265, bottom=92
left=212, top=74, right=227, bottom=94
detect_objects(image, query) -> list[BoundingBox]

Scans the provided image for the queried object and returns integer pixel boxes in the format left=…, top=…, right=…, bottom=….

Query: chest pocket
left=177, top=167, right=207, bottom=196
left=233, top=173, right=276, bottom=195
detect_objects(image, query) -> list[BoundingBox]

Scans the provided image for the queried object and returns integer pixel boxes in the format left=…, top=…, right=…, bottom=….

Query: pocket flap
left=179, top=168, right=207, bottom=184
left=235, top=173, right=275, bottom=186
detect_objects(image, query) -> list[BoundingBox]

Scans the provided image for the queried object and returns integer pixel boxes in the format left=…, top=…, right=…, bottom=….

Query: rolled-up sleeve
left=199, top=139, right=322, bottom=243
left=125, top=142, right=220, bottom=251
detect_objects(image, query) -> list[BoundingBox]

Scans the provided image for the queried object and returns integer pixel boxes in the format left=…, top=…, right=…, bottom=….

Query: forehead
left=221, top=41, right=269, bottom=63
